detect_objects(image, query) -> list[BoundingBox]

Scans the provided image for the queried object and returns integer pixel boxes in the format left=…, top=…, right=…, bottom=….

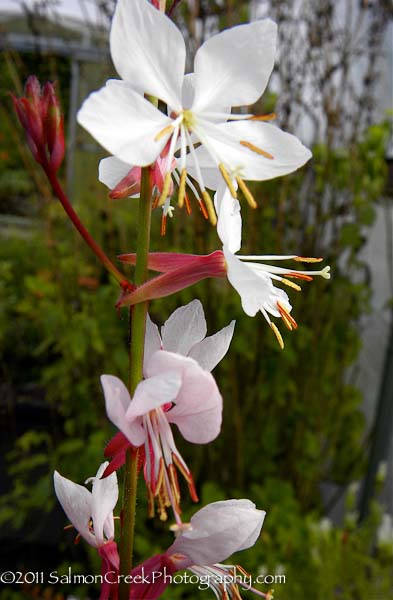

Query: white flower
left=215, top=184, right=330, bottom=348
left=78, top=0, right=311, bottom=224
left=53, top=462, right=118, bottom=548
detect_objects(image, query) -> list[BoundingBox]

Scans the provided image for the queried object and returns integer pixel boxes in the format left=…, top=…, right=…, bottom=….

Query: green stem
left=119, top=166, right=152, bottom=600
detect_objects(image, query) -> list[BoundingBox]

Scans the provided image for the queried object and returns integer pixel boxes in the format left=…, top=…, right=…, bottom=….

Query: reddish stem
left=43, top=163, right=133, bottom=291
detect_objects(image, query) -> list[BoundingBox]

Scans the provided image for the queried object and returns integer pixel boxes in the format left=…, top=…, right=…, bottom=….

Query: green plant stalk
left=119, top=165, right=153, bottom=600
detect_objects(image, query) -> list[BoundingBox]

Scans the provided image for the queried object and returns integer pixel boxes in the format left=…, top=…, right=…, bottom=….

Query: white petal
left=143, top=314, right=162, bottom=375
left=90, top=464, right=118, bottom=546
left=192, top=19, right=277, bottom=112
left=224, top=248, right=274, bottom=317
left=214, top=184, right=242, bottom=253
left=224, top=249, right=292, bottom=318
left=188, top=320, right=235, bottom=372
left=53, top=471, right=96, bottom=547
left=168, top=499, right=265, bottom=565
left=126, top=371, right=182, bottom=423
left=189, top=120, right=312, bottom=181
left=77, top=80, right=171, bottom=166
left=182, top=73, right=195, bottom=109
left=110, top=0, right=185, bottom=109
left=100, top=374, right=144, bottom=447
left=161, top=300, right=207, bottom=356
left=99, top=156, right=132, bottom=190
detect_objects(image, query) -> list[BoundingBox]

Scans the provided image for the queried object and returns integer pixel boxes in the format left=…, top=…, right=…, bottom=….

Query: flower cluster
left=14, top=0, right=332, bottom=598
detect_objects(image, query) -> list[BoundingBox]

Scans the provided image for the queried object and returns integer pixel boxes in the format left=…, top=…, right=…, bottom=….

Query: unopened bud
left=13, top=77, right=65, bottom=171
left=44, top=83, right=65, bottom=170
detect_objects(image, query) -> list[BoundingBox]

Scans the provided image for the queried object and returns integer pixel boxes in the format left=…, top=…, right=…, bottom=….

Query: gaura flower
left=77, top=0, right=311, bottom=224
left=102, top=303, right=232, bottom=520
left=54, top=463, right=119, bottom=600
left=116, top=197, right=330, bottom=348
left=214, top=185, right=331, bottom=347
left=103, top=300, right=234, bottom=484
left=129, top=499, right=268, bottom=600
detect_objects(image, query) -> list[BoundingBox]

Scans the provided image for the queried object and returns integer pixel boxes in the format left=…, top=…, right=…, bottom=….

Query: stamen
left=202, top=190, right=217, bottom=226
left=178, top=168, right=187, bottom=208
left=240, top=140, right=274, bottom=160
left=199, top=198, right=209, bottom=220
left=184, top=192, right=192, bottom=215
left=161, top=214, right=167, bottom=236
left=248, top=113, right=277, bottom=121
left=154, top=123, right=174, bottom=142
left=152, top=193, right=160, bottom=209
left=277, top=302, right=298, bottom=330
left=147, top=484, right=155, bottom=518
left=294, top=256, right=323, bottom=263
left=286, top=272, right=314, bottom=281
left=236, top=176, right=258, bottom=209
left=219, top=163, right=237, bottom=199
left=157, top=172, right=172, bottom=207
left=270, top=322, right=284, bottom=349
left=281, top=277, right=302, bottom=291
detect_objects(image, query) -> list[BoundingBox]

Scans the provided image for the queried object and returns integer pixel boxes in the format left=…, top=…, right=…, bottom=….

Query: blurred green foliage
left=1, top=3, right=393, bottom=599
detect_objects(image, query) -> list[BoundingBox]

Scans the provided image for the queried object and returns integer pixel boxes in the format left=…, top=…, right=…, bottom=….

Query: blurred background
left=0, top=0, right=393, bottom=598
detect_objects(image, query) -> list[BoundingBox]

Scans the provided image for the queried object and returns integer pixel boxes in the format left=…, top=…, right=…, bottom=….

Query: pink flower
left=102, top=302, right=232, bottom=521
left=128, top=499, right=267, bottom=600
left=54, top=463, right=119, bottom=599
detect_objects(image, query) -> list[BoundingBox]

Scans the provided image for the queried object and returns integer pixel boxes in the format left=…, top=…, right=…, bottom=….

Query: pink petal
left=145, top=351, right=222, bottom=444
left=101, top=375, right=145, bottom=447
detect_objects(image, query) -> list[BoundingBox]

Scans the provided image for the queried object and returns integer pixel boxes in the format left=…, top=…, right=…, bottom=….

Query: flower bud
left=13, top=77, right=65, bottom=171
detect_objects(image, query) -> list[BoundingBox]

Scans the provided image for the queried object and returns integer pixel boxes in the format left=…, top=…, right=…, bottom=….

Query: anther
left=236, top=176, right=258, bottom=209
left=184, top=192, right=192, bottom=215
left=294, top=256, right=323, bottom=263
left=219, top=163, right=237, bottom=198
left=154, top=124, right=174, bottom=142
left=199, top=198, right=209, bottom=220
left=286, top=272, right=314, bottom=281
left=270, top=322, right=284, bottom=349
left=277, top=302, right=298, bottom=330
left=202, top=190, right=217, bottom=226
left=161, top=214, right=167, bottom=236
left=240, top=140, right=274, bottom=160
left=157, top=172, right=172, bottom=207
left=248, top=113, right=277, bottom=121
left=177, top=168, right=187, bottom=208
left=281, top=277, right=302, bottom=291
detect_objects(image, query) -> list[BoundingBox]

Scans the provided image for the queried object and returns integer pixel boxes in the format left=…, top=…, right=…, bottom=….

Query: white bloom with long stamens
left=215, top=185, right=330, bottom=347
left=77, top=0, right=311, bottom=223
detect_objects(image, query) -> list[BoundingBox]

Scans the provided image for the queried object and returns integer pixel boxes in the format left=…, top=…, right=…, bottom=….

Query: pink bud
left=13, top=77, right=65, bottom=171
left=109, top=166, right=142, bottom=199
left=117, top=251, right=226, bottom=308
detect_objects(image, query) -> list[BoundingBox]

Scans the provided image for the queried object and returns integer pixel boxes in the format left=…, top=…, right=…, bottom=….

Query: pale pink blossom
left=129, top=499, right=267, bottom=600
left=101, top=303, right=232, bottom=520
